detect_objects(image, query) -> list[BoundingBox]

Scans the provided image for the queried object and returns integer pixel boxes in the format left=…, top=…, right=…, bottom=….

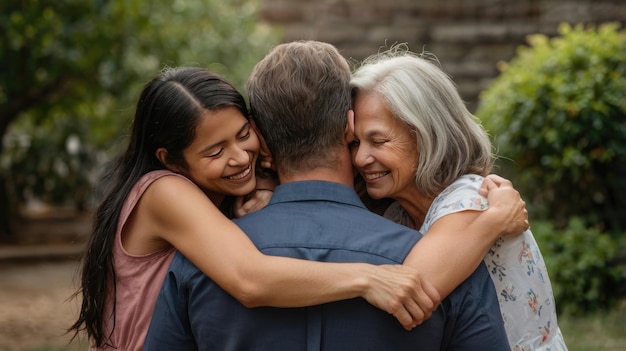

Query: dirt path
left=0, top=259, right=85, bottom=351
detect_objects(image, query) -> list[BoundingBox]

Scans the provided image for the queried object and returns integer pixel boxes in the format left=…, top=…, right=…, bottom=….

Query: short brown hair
left=247, top=40, right=351, bottom=174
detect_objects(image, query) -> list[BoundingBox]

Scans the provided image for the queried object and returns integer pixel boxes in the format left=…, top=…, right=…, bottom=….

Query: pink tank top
left=95, top=170, right=190, bottom=350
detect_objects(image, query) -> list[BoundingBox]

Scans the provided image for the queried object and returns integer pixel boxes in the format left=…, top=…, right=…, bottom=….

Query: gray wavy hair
left=351, top=44, right=494, bottom=196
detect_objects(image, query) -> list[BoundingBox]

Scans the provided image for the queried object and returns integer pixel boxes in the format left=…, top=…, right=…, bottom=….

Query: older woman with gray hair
left=349, top=46, right=567, bottom=350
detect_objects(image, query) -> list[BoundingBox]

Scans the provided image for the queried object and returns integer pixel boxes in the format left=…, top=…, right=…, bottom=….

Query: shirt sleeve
left=143, top=253, right=197, bottom=351
left=421, top=175, right=489, bottom=233
left=441, top=263, right=511, bottom=351
left=383, top=175, right=489, bottom=233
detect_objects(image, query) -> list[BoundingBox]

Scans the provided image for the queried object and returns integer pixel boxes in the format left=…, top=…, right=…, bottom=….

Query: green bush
left=476, top=23, right=626, bottom=232
left=533, top=218, right=626, bottom=314
left=477, top=22, right=626, bottom=312
left=2, top=110, right=97, bottom=210
left=1, top=0, right=279, bottom=212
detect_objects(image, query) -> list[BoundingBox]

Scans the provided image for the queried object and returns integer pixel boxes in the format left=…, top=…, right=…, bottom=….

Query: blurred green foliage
left=477, top=23, right=626, bottom=312
left=533, top=218, right=626, bottom=314
left=0, top=0, right=279, bottom=213
left=477, top=23, right=626, bottom=233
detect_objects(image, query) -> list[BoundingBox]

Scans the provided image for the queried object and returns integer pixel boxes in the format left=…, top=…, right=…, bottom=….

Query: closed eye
left=238, top=123, right=252, bottom=140
left=238, top=129, right=251, bottom=140
left=208, top=148, right=224, bottom=158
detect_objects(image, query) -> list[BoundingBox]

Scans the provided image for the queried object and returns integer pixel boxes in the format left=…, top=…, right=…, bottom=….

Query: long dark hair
left=68, top=67, right=248, bottom=347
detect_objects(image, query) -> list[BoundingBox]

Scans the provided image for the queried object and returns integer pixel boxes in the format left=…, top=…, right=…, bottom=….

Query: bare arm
left=144, top=176, right=439, bottom=329
left=403, top=175, right=528, bottom=298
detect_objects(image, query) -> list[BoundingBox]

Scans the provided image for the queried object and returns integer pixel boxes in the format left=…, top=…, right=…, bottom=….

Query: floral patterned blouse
left=385, top=174, right=568, bottom=351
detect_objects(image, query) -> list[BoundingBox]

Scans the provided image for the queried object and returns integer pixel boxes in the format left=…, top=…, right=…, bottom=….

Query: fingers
left=478, top=177, right=495, bottom=196
left=407, top=276, right=439, bottom=327
left=233, top=196, right=246, bottom=218
left=238, top=190, right=273, bottom=217
left=394, top=290, right=428, bottom=330
left=479, top=174, right=515, bottom=196
left=485, top=185, right=530, bottom=236
left=384, top=266, right=439, bottom=330
left=516, top=199, right=530, bottom=234
left=391, top=305, right=418, bottom=331
left=419, top=278, right=440, bottom=315
left=238, top=199, right=260, bottom=216
left=402, top=296, right=424, bottom=328
left=510, top=194, right=529, bottom=234
left=386, top=286, right=426, bottom=330
left=485, top=174, right=512, bottom=187
left=395, top=299, right=437, bottom=330
left=233, top=191, right=272, bottom=218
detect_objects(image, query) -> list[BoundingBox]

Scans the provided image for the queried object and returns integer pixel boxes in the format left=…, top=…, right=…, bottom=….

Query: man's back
left=144, top=181, right=508, bottom=350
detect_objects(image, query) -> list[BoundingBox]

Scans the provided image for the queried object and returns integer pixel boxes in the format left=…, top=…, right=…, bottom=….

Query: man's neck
left=278, top=149, right=355, bottom=188
left=280, top=166, right=354, bottom=187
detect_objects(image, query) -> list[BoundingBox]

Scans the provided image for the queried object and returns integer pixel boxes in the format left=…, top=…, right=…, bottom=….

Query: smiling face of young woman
left=181, top=106, right=260, bottom=204
left=350, top=90, right=419, bottom=200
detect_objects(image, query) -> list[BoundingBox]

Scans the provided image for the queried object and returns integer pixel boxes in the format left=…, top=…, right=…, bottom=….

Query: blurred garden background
left=0, top=0, right=625, bottom=350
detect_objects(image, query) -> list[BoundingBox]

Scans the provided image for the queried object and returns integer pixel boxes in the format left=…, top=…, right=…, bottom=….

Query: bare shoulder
left=140, top=173, right=221, bottom=227
left=135, top=173, right=237, bottom=253
left=143, top=173, right=198, bottom=200
left=121, top=174, right=199, bottom=255
left=136, top=174, right=208, bottom=230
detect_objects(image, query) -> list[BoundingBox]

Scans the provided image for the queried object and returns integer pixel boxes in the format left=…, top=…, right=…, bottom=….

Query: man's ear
left=345, top=109, right=355, bottom=144
left=251, top=120, right=275, bottom=171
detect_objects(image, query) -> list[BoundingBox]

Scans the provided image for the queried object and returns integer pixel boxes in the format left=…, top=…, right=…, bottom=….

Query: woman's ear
left=155, top=147, right=168, bottom=166
left=155, top=147, right=178, bottom=172
left=251, top=120, right=275, bottom=171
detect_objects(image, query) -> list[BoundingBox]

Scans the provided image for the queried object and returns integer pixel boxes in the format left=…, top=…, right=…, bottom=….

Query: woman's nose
left=353, top=146, right=372, bottom=167
left=229, top=146, right=250, bottom=166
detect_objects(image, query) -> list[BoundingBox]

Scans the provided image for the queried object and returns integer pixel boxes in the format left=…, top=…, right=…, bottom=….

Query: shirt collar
left=269, top=181, right=366, bottom=209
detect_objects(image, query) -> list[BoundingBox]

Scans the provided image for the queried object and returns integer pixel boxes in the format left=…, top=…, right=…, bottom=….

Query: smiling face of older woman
left=350, top=90, right=419, bottom=201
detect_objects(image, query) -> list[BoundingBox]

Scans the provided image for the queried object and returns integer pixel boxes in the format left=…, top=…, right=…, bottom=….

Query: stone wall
left=259, top=0, right=626, bottom=111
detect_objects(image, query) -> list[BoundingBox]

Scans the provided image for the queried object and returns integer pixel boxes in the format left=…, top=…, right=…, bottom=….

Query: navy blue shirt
left=144, top=181, right=508, bottom=350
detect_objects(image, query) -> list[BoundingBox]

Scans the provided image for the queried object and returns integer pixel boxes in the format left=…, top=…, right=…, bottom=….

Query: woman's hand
left=479, top=174, right=529, bottom=236
left=233, top=166, right=278, bottom=218
left=362, top=264, right=440, bottom=330
left=234, top=189, right=273, bottom=218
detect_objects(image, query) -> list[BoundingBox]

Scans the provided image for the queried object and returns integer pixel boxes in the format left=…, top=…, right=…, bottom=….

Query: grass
left=559, top=306, right=626, bottom=351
